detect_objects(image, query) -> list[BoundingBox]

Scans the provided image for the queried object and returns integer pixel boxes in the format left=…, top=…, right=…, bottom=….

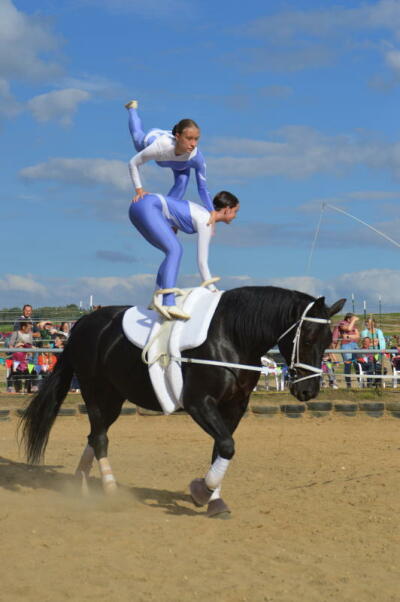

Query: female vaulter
left=129, top=191, right=239, bottom=321
left=125, top=100, right=213, bottom=214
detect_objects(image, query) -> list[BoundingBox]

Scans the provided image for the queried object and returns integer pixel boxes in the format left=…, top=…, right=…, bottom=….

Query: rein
left=170, top=299, right=331, bottom=385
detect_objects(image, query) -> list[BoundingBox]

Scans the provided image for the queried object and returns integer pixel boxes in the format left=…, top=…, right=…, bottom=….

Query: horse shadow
left=0, top=456, right=202, bottom=516
left=130, top=485, right=202, bottom=517
left=0, top=455, right=102, bottom=495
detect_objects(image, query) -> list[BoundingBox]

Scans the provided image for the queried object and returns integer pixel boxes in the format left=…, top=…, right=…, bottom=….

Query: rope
left=306, top=203, right=325, bottom=274
left=325, top=203, right=400, bottom=249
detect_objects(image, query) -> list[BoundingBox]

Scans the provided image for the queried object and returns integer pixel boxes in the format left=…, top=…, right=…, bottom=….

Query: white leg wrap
left=205, top=456, right=230, bottom=490
left=209, top=485, right=221, bottom=501
left=75, top=444, right=95, bottom=476
left=98, top=457, right=117, bottom=492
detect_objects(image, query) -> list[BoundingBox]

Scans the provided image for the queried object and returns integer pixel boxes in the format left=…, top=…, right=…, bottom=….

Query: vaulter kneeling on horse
left=128, top=191, right=239, bottom=321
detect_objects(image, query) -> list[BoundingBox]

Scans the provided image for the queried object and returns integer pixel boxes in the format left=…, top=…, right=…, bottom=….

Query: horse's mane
left=218, top=286, right=315, bottom=353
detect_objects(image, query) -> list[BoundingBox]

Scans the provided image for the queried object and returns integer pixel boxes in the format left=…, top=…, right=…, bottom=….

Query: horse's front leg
left=185, top=393, right=240, bottom=518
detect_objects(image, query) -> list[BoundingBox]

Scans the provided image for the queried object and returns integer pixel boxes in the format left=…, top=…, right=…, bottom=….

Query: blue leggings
left=128, top=108, right=155, bottom=151
left=128, top=109, right=189, bottom=200
left=129, top=195, right=182, bottom=306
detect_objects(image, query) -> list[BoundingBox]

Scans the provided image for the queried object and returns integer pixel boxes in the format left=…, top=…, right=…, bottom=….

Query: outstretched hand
left=132, top=188, right=149, bottom=202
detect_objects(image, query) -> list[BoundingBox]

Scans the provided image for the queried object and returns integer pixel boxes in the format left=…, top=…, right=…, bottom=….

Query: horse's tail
left=20, top=351, right=73, bottom=464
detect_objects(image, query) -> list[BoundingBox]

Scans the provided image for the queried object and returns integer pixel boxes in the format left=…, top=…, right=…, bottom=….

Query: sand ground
left=0, top=411, right=399, bottom=602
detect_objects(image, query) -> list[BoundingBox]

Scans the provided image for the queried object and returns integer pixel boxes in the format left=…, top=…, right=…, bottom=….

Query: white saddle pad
left=122, top=288, right=223, bottom=414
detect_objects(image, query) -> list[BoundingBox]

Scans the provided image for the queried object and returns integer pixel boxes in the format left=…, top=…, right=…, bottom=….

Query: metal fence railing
left=1, top=347, right=400, bottom=391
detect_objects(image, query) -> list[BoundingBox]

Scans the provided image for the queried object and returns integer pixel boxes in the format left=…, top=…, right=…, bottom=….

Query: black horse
left=21, top=286, right=345, bottom=516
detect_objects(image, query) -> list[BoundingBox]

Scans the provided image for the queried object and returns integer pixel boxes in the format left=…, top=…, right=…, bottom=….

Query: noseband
left=277, top=300, right=331, bottom=385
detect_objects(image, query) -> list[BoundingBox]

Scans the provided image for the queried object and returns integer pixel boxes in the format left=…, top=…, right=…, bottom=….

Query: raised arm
left=128, top=138, right=163, bottom=200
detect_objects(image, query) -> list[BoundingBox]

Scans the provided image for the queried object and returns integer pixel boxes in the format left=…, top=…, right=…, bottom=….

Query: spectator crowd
left=2, top=303, right=400, bottom=393
left=2, top=304, right=79, bottom=394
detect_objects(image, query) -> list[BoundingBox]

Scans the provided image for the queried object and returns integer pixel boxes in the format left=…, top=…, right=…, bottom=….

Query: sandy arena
left=0, top=410, right=399, bottom=602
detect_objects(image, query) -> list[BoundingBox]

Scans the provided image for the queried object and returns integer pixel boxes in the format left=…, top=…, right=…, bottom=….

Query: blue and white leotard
left=128, top=108, right=213, bottom=212
left=129, top=194, right=216, bottom=306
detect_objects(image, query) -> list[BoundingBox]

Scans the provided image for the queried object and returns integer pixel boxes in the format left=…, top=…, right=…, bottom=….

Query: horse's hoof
left=103, top=480, right=117, bottom=495
left=207, top=498, right=231, bottom=519
left=189, top=478, right=213, bottom=507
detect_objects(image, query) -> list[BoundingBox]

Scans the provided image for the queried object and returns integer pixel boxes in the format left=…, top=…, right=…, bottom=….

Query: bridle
left=277, top=299, right=331, bottom=385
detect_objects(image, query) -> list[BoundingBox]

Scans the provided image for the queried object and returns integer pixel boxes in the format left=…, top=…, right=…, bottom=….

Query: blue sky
left=2, top=0, right=400, bottom=312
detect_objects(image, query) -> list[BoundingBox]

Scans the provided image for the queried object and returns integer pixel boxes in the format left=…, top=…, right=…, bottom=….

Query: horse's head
left=278, top=296, right=346, bottom=402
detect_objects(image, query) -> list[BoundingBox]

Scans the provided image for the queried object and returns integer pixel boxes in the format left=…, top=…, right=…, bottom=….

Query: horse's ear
left=327, top=298, right=346, bottom=317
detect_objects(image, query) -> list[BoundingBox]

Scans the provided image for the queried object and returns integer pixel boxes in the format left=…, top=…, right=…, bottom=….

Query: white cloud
left=27, top=89, right=91, bottom=125
left=0, top=77, right=22, bottom=117
left=0, top=0, right=62, bottom=82
left=3, top=268, right=400, bottom=312
left=245, top=1, right=400, bottom=41
left=20, top=157, right=131, bottom=192
left=232, top=1, right=400, bottom=75
left=206, top=127, right=400, bottom=180
left=19, top=156, right=175, bottom=219
left=385, top=48, right=400, bottom=74
left=55, top=75, right=123, bottom=97
left=266, top=275, right=328, bottom=299
left=333, top=268, right=400, bottom=307
left=0, top=273, right=47, bottom=296
left=17, top=128, right=400, bottom=219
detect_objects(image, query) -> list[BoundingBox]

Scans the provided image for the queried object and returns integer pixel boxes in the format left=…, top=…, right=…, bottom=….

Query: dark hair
left=213, top=191, right=239, bottom=210
left=20, top=320, right=32, bottom=328
left=172, top=119, right=199, bottom=136
left=22, top=304, right=32, bottom=311
left=344, top=312, right=354, bottom=320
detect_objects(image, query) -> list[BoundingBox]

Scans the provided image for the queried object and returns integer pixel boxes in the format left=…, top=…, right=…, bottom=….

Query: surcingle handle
left=200, top=277, right=221, bottom=288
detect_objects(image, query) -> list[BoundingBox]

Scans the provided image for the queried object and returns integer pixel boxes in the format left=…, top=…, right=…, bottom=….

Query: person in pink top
left=332, top=313, right=360, bottom=389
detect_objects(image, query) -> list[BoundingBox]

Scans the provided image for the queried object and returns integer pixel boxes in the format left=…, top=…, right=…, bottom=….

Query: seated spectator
left=357, top=336, right=385, bottom=387
left=332, top=313, right=360, bottom=389
left=321, top=352, right=339, bottom=389
left=58, top=322, right=71, bottom=338
left=13, top=304, right=40, bottom=341
left=37, top=321, right=59, bottom=346
left=9, top=320, right=34, bottom=348
left=53, top=334, right=67, bottom=349
left=357, top=337, right=375, bottom=372
left=391, top=335, right=400, bottom=371
left=9, top=343, right=38, bottom=393
left=360, top=318, right=385, bottom=350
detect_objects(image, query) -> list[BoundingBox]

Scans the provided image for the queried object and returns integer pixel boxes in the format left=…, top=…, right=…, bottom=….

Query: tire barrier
left=358, top=401, right=385, bottom=418
left=306, top=401, right=332, bottom=417
left=386, top=402, right=400, bottom=418
left=334, top=403, right=358, bottom=416
left=58, top=408, right=77, bottom=416
left=252, top=405, right=279, bottom=417
left=2, top=401, right=400, bottom=421
left=0, top=409, right=10, bottom=422
left=280, top=404, right=306, bottom=418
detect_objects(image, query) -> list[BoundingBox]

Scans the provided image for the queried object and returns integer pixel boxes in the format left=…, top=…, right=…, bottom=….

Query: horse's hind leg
left=77, top=381, right=124, bottom=495
left=75, top=444, right=95, bottom=496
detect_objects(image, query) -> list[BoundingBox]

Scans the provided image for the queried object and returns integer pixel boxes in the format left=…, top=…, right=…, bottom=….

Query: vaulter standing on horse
left=129, top=191, right=239, bottom=321
left=125, top=100, right=214, bottom=218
